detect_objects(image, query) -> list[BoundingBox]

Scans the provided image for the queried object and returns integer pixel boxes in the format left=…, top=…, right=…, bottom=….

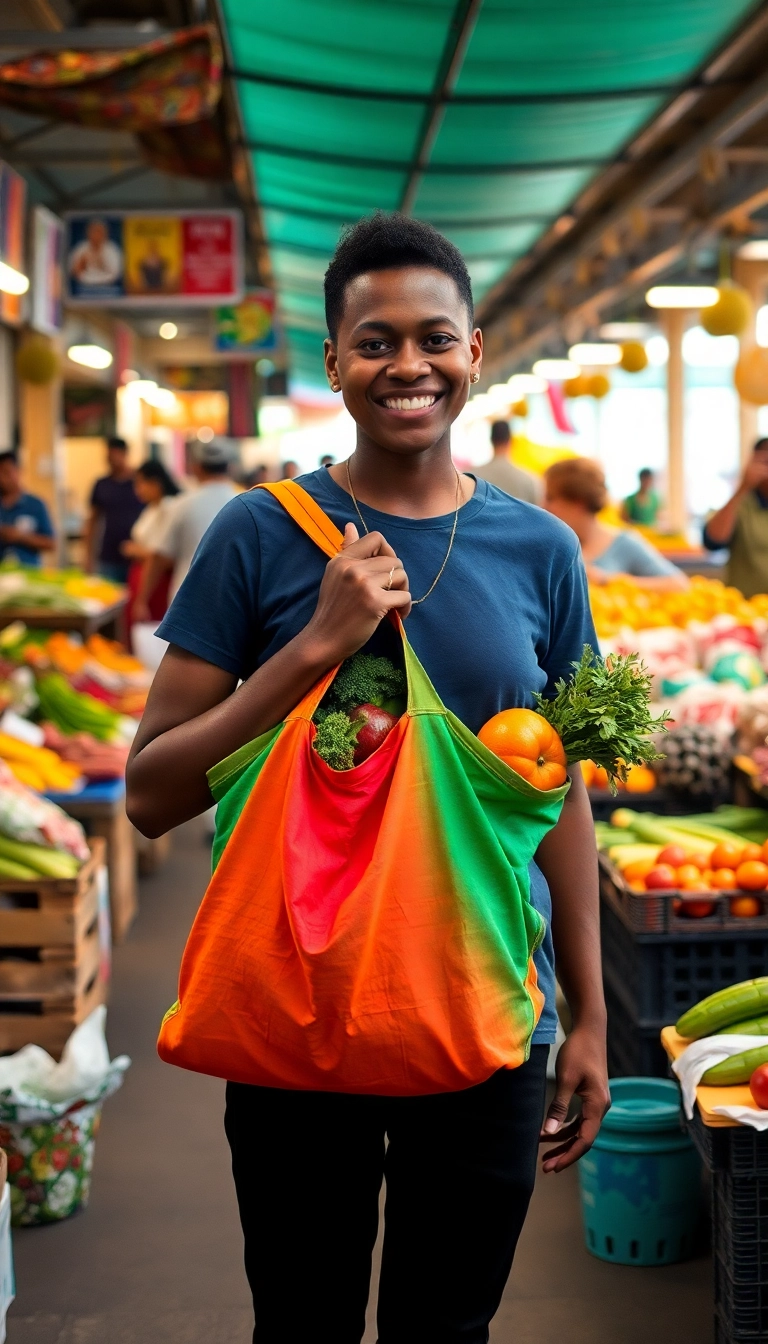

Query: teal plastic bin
left=578, top=1077, right=701, bottom=1266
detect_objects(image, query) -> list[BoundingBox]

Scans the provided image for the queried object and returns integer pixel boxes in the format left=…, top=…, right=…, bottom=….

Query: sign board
left=64, top=210, right=243, bottom=306
left=31, top=206, right=64, bottom=336
left=215, top=289, right=276, bottom=353
left=0, top=161, right=26, bottom=327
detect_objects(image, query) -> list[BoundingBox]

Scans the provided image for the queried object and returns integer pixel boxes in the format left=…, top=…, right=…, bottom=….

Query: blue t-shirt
left=593, top=529, right=680, bottom=578
left=0, top=492, right=53, bottom=567
left=158, top=469, right=599, bottom=1044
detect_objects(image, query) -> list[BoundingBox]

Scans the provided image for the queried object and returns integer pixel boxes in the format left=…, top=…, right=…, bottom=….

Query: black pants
left=224, top=1045, right=549, bottom=1344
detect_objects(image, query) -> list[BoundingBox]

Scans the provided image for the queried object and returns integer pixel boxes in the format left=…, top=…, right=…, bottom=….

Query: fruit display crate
left=589, top=787, right=731, bottom=822
left=688, top=1105, right=768, bottom=1179
left=604, top=979, right=668, bottom=1078
left=714, top=1172, right=768, bottom=1283
left=0, top=837, right=108, bottom=1056
left=601, top=881, right=768, bottom=1025
left=715, top=1256, right=768, bottom=1342
left=599, top=853, right=768, bottom=935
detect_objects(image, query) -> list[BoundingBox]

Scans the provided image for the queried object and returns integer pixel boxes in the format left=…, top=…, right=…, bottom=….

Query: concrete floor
left=8, top=824, right=714, bottom=1344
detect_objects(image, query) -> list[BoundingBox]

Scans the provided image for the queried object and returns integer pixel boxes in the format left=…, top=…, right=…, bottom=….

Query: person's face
left=0, top=460, right=19, bottom=496
left=107, top=447, right=128, bottom=475
left=640, top=472, right=653, bottom=489
left=325, top=267, right=482, bottom=457
left=88, top=221, right=107, bottom=247
left=134, top=474, right=161, bottom=505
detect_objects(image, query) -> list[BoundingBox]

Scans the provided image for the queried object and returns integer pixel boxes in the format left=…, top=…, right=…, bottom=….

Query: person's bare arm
left=0, top=527, right=55, bottom=553
left=586, top=565, right=687, bottom=593
left=706, top=457, right=768, bottom=546
left=83, top=506, right=100, bottom=574
left=132, top=551, right=173, bottom=623
left=536, top=767, right=610, bottom=1173
left=126, top=525, right=410, bottom=837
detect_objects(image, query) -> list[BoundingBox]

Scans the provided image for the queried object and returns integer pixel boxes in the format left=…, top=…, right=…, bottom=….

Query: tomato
left=731, top=896, right=763, bottom=918
left=750, top=1063, right=768, bottom=1109
left=741, top=842, right=765, bottom=863
left=671, top=897, right=683, bottom=914
left=657, top=845, right=688, bottom=869
left=677, top=863, right=703, bottom=885
left=687, top=853, right=711, bottom=871
left=735, top=860, right=768, bottom=892
left=627, top=879, right=647, bottom=893
left=711, top=867, right=737, bottom=890
left=711, top=841, right=745, bottom=871
left=679, top=897, right=716, bottom=918
left=622, top=858, right=657, bottom=883
left=645, top=864, right=678, bottom=890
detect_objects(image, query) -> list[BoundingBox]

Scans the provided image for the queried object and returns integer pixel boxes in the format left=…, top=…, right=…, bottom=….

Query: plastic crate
left=715, top=1253, right=768, bottom=1338
left=714, top=1172, right=768, bottom=1283
left=589, top=788, right=731, bottom=822
left=687, top=1107, right=768, bottom=1178
left=600, top=889, right=768, bottom=1024
left=604, top=980, right=668, bottom=1078
left=599, top=855, right=768, bottom=936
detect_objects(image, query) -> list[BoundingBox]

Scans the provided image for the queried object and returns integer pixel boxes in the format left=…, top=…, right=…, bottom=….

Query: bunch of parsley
left=534, top=645, right=668, bottom=794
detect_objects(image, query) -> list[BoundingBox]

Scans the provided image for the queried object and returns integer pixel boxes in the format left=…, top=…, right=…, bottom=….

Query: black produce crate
left=604, top=979, right=668, bottom=1078
left=688, top=1106, right=768, bottom=1178
left=714, top=1172, right=768, bottom=1283
left=601, top=885, right=768, bottom=1024
left=589, top=787, right=731, bottom=822
left=715, top=1254, right=768, bottom=1339
left=599, top=854, right=768, bottom=935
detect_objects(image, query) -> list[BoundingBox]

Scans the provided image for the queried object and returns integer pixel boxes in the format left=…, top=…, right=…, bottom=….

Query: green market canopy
left=220, top=0, right=759, bottom=388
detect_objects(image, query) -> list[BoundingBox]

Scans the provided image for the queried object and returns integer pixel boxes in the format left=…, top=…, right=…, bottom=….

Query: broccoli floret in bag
left=326, top=653, right=405, bottom=714
left=313, top=711, right=361, bottom=771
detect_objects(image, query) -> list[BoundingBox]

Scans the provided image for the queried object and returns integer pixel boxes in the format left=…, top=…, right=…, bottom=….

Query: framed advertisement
left=64, top=210, right=243, bottom=306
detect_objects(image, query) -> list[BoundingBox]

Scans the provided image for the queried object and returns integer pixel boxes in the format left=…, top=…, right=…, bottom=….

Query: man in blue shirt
left=0, top=453, right=55, bottom=567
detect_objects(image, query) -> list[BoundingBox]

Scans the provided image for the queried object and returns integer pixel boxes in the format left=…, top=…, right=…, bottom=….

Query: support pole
left=18, top=356, right=64, bottom=564
left=665, top=308, right=686, bottom=535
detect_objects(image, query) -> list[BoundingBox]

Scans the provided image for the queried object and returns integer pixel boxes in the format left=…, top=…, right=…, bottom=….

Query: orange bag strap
left=257, top=480, right=344, bottom=559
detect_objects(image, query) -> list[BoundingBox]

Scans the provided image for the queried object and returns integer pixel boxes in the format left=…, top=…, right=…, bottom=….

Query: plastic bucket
left=578, top=1077, right=701, bottom=1266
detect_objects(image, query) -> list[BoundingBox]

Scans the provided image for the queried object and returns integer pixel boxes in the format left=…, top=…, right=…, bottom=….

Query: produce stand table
left=663, top=1027, right=768, bottom=1343
left=46, top=780, right=136, bottom=943
left=0, top=598, right=127, bottom=640
left=0, top=837, right=107, bottom=1056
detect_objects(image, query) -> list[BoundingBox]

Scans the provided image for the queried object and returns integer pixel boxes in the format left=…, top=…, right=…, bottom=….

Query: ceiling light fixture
left=159, top=321, right=178, bottom=340
left=737, top=240, right=768, bottom=261
left=67, top=343, right=113, bottom=370
left=0, top=261, right=29, bottom=296
left=568, top=343, right=622, bottom=365
left=532, top=358, right=581, bottom=380
left=645, top=285, right=719, bottom=309
left=599, top=322, right=652, bottom=340
left=507, top=373, right=547, bottom=395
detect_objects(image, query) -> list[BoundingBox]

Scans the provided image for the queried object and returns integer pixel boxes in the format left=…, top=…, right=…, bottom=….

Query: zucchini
left=677, top=978, right=768, bottom=1039
left=719, top=1015, right=768, bottom=1035
left=702, top=1043, right=768, bottom=1086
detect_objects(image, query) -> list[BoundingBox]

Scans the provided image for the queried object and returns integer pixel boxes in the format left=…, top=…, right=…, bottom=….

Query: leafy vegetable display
left=313, top=652, right=406, bottom=769
left=534, top=646, right=668, bottom=794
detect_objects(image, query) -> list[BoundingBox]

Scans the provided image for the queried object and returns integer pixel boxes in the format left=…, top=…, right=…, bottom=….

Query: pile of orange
left=619, top=838, right=768, bottom=918
left=581, top=760, right=656, bottom=792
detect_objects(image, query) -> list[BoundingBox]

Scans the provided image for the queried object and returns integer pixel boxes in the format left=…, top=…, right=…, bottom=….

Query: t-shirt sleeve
left=156, top=496, right=260, bottom=676
left=541, top=547, right=599, bottom=695
left=609, top=531, right=681, bottom=577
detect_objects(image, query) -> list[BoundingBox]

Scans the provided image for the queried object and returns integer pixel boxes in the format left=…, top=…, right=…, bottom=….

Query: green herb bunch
left=534, top=645, right=669, bottom=794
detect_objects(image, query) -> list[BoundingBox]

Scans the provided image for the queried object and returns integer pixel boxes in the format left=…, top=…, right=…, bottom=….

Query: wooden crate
left=0, top=838, right=108, bottom=1056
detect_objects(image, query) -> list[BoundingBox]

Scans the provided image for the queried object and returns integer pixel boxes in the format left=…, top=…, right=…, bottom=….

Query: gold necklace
left=344, top=457, right=462, bottom=606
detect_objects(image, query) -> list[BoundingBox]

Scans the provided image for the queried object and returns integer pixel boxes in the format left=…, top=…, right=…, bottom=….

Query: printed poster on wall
left=64, top=210, right=243, bottom=306
left=215, top=289, right=276, bottom=353
left=0, top=161, right=27, bottom=327
left=31, top=206, right=64, bottom=335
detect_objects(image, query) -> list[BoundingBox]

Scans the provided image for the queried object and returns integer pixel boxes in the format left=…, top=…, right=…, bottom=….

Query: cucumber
left=702, top=1043, right=768, bottom=1086
left=719, top=1015, right=768, bottom=1035
left=677, top=978, right=768, bottom=1039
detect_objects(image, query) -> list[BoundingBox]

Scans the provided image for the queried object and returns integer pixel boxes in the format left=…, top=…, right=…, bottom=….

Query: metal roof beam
left=244, top=138, right=607, bottom=176
left=399, top=0, right=483, bottom=214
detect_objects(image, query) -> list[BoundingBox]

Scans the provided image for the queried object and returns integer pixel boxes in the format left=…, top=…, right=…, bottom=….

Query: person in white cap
left=133, top=438, right=237, bottom=621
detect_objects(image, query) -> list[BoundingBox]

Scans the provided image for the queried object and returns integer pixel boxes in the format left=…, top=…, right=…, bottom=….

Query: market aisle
left=8, top=823, right=713, bottom=1344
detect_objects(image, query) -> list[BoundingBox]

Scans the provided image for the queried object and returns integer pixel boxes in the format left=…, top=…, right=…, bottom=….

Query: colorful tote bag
left=158, top=480, right=570, bottom=1095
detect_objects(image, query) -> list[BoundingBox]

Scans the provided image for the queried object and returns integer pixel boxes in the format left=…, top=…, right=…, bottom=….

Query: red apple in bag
left=350, top=704, right=399, bottom=764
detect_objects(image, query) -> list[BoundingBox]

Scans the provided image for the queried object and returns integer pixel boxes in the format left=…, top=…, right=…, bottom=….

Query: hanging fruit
left=701, top=281, right=752, bottom=337
left=620, top=341, right=648, bottom=373
left=563, top=374, right=590, bottom=398
left=588, top=373, right=611, bottom=399
left=511, top=398, right=528, bottom=417
left=734, top=347, right=768, bottom=405
left=16, top=335, right=60, bottom=385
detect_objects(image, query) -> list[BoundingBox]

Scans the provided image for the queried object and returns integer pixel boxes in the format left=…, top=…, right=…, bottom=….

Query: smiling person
left=127, top=213, right=609, bottom=1344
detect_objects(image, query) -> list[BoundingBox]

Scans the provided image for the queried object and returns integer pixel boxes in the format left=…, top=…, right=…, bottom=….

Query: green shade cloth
left=221, top=0, right=757, bottom=386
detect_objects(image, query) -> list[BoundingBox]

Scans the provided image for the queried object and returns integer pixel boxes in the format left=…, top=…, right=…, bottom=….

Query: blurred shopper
left=474, top=420, right=540, bottom=503
left=319, top=453, right=335, bottom=467
left=128, top=212, right=609, bottom=1344
left=133, top=437, right=237, bottom=620
left=281, top=460, right=300, bottom=479
left=621, top=468, right=660, bottom=526
left=0, top=452, right=55, bottom=566
left=121, top=461, right=181, bottom=627
left=545, top=457, right=686, bottom=591
left=85, top=437, right=142, bottom=583
left=703, top=438, right=768, bottom=597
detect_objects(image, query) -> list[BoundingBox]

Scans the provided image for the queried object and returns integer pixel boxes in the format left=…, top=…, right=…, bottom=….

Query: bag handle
left=258, top=480, right=344, bottom=560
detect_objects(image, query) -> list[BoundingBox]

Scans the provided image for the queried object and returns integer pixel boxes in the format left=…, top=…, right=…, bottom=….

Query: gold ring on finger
left=386, top=565, right=395, bottom=590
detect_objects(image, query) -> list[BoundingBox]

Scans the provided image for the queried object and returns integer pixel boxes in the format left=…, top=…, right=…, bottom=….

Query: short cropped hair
left=107, top=436, right=128, bottom=452
left=324, top=212, right=474, bottom=341
left=490, top=420, right=511, bottom=447
left=544, top=457, right=607, bottom=515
